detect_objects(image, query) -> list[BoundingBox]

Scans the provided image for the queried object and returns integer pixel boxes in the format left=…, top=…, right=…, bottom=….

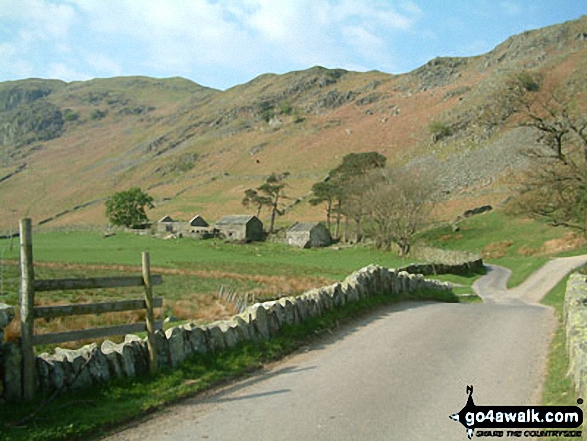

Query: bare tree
left=501, top=72, right=587, bottom=232
left=362, top=168, right=436, bottom=256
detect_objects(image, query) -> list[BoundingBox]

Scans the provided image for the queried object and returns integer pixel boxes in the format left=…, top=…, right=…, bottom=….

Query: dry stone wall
left=0, top=265, right=452, bottom=401
left=564, top=273, right=587, bottom=400
left=398, top=258, right=484, bottom=276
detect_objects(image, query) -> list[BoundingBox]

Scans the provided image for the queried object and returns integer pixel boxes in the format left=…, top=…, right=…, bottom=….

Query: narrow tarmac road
left=105, top=256, right=587, bottom=441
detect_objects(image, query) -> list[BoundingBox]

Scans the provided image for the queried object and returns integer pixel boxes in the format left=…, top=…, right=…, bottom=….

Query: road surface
left=104, top=256, right=587, bottom=441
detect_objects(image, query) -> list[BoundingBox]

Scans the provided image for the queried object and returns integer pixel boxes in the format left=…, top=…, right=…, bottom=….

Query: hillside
left=0, top=16, right=586, bottom=231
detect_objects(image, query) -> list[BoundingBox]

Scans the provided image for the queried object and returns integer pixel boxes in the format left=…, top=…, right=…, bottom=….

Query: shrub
left=429, top=121, right=453, bottom=142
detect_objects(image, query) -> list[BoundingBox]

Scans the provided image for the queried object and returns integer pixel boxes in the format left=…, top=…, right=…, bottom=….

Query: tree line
left=242, top=152, right=437, bottom=255
left=103, top=152, right=437, bottom=257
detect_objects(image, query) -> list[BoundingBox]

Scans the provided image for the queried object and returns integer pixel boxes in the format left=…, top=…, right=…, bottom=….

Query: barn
left=286, top=222, right=331, bottom=248
left=188, top=215, right=209, bottom=228
left=215, top=215, right=264, bottom=242
left=156, top=215, right=177, bottom=234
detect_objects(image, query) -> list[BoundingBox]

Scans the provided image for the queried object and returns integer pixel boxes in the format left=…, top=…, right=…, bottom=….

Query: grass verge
left=0, top=287, right=458, bottom=441
left=540, top=273, right=583, bottom=439
left=419, top=210, right=586, bottom=289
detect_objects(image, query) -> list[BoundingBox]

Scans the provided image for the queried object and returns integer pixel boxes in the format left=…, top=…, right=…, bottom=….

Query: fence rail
left=32, top=321, right=164, bottom=346
left=18, top=218, right=162, bottom=401
left=34, top=297, right=163, bottom=319
left=34, top=275, right=163, bottom=292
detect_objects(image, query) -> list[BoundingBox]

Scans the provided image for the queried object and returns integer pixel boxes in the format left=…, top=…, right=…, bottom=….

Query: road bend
left=104, top=256, right=587, bottom=441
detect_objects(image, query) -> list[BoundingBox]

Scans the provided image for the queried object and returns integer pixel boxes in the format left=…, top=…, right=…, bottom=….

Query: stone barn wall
left=287, top=223, right=331, bottom=248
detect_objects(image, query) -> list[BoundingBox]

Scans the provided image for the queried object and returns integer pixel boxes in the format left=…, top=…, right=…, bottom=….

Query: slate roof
left=287, top=222, right=321, bottom=233
left=216, top=215, right=257, bottom=225
left=158, top=215, right=174, bottom=223
left=189, top=215, right=208, bottom=226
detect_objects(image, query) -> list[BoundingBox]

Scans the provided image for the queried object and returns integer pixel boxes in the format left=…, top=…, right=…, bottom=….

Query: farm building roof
left=287, top=222, right=322, bottom=232
left=189, top=215, right=209, bottom=226
left=216, top=215, right=258, bottom=225
left=158, top=215, right=174, bottom=223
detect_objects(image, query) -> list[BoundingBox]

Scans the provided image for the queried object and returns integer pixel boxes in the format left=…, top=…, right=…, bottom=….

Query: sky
left=0, top=1, right=585, bottom=91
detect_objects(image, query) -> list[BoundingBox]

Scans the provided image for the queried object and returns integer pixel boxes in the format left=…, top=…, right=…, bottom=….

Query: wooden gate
left=18, top=218, right=163, bottom=400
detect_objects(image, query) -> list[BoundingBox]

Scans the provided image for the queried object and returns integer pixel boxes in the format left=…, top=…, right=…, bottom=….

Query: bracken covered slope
left=0, top=15, right=586, bottom=230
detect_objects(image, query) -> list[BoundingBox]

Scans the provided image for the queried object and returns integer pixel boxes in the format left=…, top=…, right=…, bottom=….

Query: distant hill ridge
left=0, top=15, right=585, bottom=230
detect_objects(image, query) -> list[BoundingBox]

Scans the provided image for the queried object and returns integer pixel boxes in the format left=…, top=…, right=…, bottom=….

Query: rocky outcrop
left=0, top=100, right=64, bottom=146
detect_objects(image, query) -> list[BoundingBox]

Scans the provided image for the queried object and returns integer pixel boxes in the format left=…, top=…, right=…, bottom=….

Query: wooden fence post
left=19, top=218, right=36, bottom=400
left=142, top=252, right=158, bottom=375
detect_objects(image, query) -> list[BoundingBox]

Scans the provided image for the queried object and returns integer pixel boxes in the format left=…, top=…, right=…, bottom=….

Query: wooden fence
left=19, top=218, right=163, bottom=400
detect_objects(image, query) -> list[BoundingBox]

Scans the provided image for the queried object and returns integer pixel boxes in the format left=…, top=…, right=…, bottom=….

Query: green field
left=1, top=210, right=582, bottom=313
left=418, top=210, right=585, bottom=287
left=1, top=230, right=413, bottom=279
left=1, top=211, right=586, bottom=439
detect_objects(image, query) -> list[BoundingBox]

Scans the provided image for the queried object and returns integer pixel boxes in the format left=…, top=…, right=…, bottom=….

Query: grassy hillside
left=0, top=16, right=586, bottom=231
left=419, top=210, right=586, bottom=287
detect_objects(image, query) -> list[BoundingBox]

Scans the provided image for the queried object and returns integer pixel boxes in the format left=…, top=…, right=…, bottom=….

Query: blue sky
left=0, top=0, right=585, bottom=90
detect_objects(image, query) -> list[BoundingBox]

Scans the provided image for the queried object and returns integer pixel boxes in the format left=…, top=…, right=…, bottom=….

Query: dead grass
left=1, top=259, right=325, bottom=352
left=170, top=296, right=236, bottom=323
left=482, top=240, right=514, bottom=259
left=516, top=233, right=586, bottom=257
left=539, top=232, right=586, bottom=256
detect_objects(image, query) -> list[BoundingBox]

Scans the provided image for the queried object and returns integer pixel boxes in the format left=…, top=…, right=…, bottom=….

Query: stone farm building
left=215, top=215, right=264, bottom=242
left=156, top=214, right=210, bottom=237
left=156, top=215, right=180, bottom=234
left=286, top=222, right=332, bottom=248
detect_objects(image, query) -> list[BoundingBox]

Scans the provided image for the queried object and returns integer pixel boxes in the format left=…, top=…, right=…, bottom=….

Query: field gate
left=18, top=218, right=163, bottom=400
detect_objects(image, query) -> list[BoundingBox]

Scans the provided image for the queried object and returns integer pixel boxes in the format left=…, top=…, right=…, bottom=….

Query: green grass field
left=419, top=210, right=584, bottom=287
left=1, top=230, right=413, bottom=279
left=1, top=210, right=586, bottom=439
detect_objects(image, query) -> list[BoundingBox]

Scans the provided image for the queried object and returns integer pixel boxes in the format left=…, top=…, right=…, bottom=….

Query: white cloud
left=85, top=53, right=122, bottom=77
left=500, top=1, right=522, bottom=16
left=0, top=0, right=423, bottom=85
left=0, top=0, right=76, bottom=40
left=0, top=42, right=34, bottom=79
left=46, top=63, right=92, bottom=82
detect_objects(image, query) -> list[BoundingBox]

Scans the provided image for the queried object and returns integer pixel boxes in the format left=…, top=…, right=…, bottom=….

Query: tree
left=243, top=172, right=290, bottom=234
left=308, top=180, right=338, bottom=232
left=259, top=172, right=290, bottom=234
left=362, top=168, right=436, bottom=256
left=242, top=189, right=271, bottom=217
left=105, top=187, right=154, bottom=228
left=310, top=152, right=386, bottom=239
left=499, top=72, right=587, bottom=232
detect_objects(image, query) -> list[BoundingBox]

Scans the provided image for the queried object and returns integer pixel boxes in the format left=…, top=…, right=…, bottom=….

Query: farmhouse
left=286, top=222, right=332, bottom=248
left=215, top=215, right=264, bottom=242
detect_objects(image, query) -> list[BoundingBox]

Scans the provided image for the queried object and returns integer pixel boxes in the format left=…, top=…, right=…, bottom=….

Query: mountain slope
left=0, top=16, right=586, bottom=231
